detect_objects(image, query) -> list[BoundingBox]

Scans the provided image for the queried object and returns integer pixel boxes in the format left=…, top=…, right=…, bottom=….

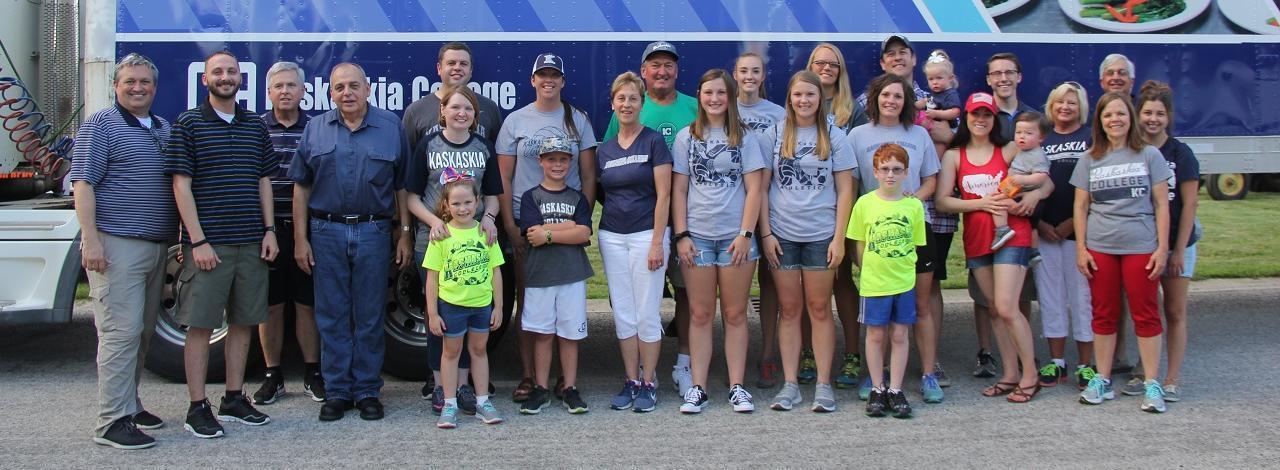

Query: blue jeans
left=311, top=218, right=392, bottom=401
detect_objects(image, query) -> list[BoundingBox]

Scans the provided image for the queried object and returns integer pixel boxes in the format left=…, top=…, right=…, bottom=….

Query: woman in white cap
left=671, top=68, right=765, bottom=414
left=935, top=92, right=1044, bottom=404
left=495, top=52, right=597, bottom=403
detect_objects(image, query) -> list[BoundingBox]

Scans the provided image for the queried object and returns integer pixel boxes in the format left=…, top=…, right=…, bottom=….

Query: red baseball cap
left=965, top=92, right=998, bottom=114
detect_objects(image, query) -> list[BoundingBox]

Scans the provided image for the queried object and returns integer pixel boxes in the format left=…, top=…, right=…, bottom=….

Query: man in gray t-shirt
left=758, top=125, right=857, bottom=242
left=1069, top=146, right=1173, bottom=254
left=402, top=43, right=503, bottom=151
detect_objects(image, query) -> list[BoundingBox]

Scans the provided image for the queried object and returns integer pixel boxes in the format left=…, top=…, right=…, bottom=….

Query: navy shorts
left=267, top=219, right=314, bottom=307
left=437, top=300, right=492, bottom=338
left=860, top=289, right=917, bottom=326
left=776, top=236, right=832, bottom=271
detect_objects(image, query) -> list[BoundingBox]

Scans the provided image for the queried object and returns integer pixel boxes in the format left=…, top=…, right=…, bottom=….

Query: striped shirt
left=261, top=111, right=309, bottom=220
left=69, top=104, right=177, bottom=241
left=164, top=101, right=275, bottom=246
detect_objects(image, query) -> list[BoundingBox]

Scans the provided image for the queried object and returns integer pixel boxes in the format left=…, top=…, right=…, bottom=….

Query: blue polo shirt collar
left=114, top=102, right=166, bottom=129
left=324, top=108, right=377, bottom=132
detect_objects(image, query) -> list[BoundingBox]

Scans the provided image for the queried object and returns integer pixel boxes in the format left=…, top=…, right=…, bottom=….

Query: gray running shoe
left=1121, top=376, right=1146, bottom=396
left=1163, top=384, right=1181, bottom=402
left=811, top=383, right=837, bottom=412
left=1080, top=377, right=1115, bottom=405
left=770, top=382, right=803, bottom=411
left=475, top=401, right=504, bottom=424
left=437, top=404, right=458, bottom=429
left=1141, top=381, right=1167, bottom=413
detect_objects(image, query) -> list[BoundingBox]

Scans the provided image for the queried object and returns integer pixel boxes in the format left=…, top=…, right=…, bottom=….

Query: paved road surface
left=2, top=279, right=1277, bottom=467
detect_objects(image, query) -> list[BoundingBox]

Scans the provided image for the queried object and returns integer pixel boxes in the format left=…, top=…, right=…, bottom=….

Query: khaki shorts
left=178, top=243, right=269, bottom=329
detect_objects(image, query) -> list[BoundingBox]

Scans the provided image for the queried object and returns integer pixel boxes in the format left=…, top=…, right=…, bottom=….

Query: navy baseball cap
left=641, top=41, right=679, bottom=63
left=532, top=53, right=565, bottom=75
left=881, top=35, right=913, bottom=56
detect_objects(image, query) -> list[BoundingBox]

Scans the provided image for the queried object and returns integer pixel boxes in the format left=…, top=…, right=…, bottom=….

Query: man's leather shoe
left=319, top=399, right=353, bottom=421
left=357, top=397, right=384, bottom=420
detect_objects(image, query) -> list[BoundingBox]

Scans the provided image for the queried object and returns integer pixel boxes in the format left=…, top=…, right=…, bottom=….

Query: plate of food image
left=1059, top=0, right=1211, bottom=32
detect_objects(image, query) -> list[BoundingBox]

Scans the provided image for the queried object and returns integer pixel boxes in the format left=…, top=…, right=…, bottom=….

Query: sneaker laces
left=729, top=386, right=752, bottom=404
left=683, top=386, right=705, bottom=403
left=1144, top=382, right=1165, bottom=401
left=1076, top=367, right=1097, bottom=381
left=841, top=356, right=859, bottom=376
left=1085, top=377, right=1105, bottom=395
left=1038, top=363, right=1060, bottom=376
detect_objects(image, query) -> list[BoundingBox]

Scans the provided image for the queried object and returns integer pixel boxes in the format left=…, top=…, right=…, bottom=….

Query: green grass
left=73, top=191, right=1280, bottom=300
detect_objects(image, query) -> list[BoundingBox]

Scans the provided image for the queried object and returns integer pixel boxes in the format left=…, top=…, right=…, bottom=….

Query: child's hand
left=490, top=307, right=503, bottom=331
left=427, top=314, right=445, bottom=337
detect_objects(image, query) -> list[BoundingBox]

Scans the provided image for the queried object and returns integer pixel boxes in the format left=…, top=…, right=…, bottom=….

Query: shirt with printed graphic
left=495, top=103, right=596, bottom=219
left=596, top=127, right=674, bottom=234
left=759, top=124, right=856, bottom=242
left=1037, top=125, right=1092, bottom=232
left=518, top=185, right=595, bottom=288
left=671, top=126, right=767, bottom=240
left=423, top=224, right=505, bottom=308
left=1069, top=145, right=1175, bottom=255
left=846, top=192, right=927, bottom=297
left=738, top=99, right=786, bottom=138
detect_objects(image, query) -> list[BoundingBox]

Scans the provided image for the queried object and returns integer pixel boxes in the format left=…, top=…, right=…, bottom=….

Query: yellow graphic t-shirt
left=423, top=224, right=505, bottom=307
left=846, top=192, right=927, bottom=297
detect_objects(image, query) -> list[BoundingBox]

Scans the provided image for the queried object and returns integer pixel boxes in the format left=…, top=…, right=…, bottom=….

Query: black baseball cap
left=881, top=35, right=913, bottom=56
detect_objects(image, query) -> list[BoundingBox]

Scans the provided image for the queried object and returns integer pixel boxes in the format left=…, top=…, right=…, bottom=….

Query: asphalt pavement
left=2, top=278, right=1278, bottom=468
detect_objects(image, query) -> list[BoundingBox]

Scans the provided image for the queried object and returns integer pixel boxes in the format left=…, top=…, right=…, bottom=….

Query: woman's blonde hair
left=611, top=71, right=645, bottom=99
left=781, top=70, right=831, bottom=161
left=1044, top=81, right=1089, bottom=127
left=807, top=43, right=853, bottom=128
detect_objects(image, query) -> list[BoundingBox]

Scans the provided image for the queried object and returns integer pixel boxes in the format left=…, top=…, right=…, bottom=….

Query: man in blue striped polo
left=165, top=50, right=278, bottom=439
left=290, top=62, right=413, bottom=422
left=72, top=53, right=173, bottom=450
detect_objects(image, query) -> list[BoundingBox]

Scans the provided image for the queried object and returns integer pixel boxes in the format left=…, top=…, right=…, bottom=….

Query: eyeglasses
left=875, top=167, right=906, bottom=175
left=987, top=70, right=1019, bottom=78
left=811, top=60, right=841, bottom=70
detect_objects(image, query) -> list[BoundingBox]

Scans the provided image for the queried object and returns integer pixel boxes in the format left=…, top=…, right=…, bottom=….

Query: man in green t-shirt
left=602, top=41, right=698, bottom=150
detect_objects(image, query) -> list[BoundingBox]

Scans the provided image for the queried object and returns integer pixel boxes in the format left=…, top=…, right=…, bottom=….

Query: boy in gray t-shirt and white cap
left=992, top=112, right=1052, bottom=250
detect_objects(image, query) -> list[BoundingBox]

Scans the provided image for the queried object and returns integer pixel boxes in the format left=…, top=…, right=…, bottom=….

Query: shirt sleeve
left=481, top=97, right=504, bottom=144
left=846, top=197, right=865, bottom=240
left=480, top=140, right=503, bottom=196
left=919, top=127, right=941, bottom=178
left=740, top=133, right=767, bottom=174
left=495, top=116, right=518, bottom=155
left=1174, top=141, right=1200, bottom=182
left=1068, top=153, right=1090, bottom=189
left=402, top=137, right=429, bottom=196
left=650, top=132, right=674, bottom=167
left=602, top=113, right=619, bottom=143
left=394, top=126, right=410, bottom=191
left=850, top=101, right=869, bottom=130
left=912, top=199, right=928, bottom=246
left=1146, top=146, right=1175, bottom=186
left=573, top=190, right=594, bottom=233
left=830, top=128, right=856, bottom=172
left=257, top=121, right=277, bottom=179
left=289, top=122, right=315, bottom=185
left=576, top=110, right=598, bottom=150
left=163, top=115, right=195, bottom=177
left=671, top=129, right=691, bottom=176
left=518, top=189, right=540, bottom=233
left=68, top=115, right=106, bottom=185
left=422, top=238, right=444, bottom=271
left=487, top=239, right=506, bottom=268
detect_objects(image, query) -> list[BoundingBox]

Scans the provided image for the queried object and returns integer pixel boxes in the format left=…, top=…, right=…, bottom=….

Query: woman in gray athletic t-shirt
left=671, top=69, right=764, bottom=413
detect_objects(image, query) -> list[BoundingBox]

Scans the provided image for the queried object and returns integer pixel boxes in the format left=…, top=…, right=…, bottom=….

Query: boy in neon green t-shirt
left=846, top=143, right=926, bottom=419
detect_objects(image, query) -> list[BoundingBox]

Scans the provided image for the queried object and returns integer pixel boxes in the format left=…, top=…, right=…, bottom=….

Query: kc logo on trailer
left=186, top=61, right=257, bottom=112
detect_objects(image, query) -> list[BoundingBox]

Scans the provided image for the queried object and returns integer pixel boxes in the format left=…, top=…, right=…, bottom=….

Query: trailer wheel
left=381, top=265, right=512, bottom=380
left=1206, top=173, right=1250, bottom=200
left=145, top=245, right=229, bottom=382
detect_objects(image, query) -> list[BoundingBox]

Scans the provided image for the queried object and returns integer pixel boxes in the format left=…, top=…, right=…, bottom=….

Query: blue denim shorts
left=1165, top=242, right=1197, bottom=278
left=860, top=289, right=917, bottom=326
left=775, top=236, right=832, bottom=271
left=966, top=246, right=1033, bottom=269
left=437, top=300, right=491, bottom=337
left=689, top=236, right=759, bottom=267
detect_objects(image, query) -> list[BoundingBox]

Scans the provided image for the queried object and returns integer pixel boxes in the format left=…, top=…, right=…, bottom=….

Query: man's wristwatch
left=739, top=230, right=753, bottom=239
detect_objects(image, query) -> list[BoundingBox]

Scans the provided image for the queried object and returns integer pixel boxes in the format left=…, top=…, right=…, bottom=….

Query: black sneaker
left=458, top=384, right=478, bottom=415
left=420, top=382, right=433, bottom=401
left=184, top=400, right=224, bottom=439
left=865, top=389, right=887, bottom=417
left=356, top=397, right=384, bottom=421
left=253, top=370, right=285, bottom=405
left=519, top=386, right=550, bottom=415
left=217, top=394, right=270, bottom=426
left=132, top=410, right=163, bottom=430
left=303, top=372, right=326, bottom=402
left=973, top=350, right=997, bottom=378
left=319, top=398, right=353, bottom=421
left=888, top=390, right=912, bottom=419
left=1038, top=363, right=1066, bottom=388
left=94, top=416, right=156, bottom=450
left=562, top=387, right=589, bottom=414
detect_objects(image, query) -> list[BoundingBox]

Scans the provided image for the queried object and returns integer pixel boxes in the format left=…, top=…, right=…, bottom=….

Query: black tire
left=380, top=264, right=513, bottom=380
left=143, top=245, right=264, bottom=383
left=1206, top=173, right=1250, bottom=200
left=145, top=245, right=229, bottom=383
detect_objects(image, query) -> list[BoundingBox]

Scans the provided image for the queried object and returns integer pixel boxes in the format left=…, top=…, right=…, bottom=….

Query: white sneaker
left=672, top=365, right=693, bottom=397
left=680, top=386, right=708, bottom=414
left=729, top=384, right=755, bottom=413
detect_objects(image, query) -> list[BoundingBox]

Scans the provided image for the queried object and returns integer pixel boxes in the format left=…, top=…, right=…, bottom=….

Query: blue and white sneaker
left=680, top=385, right=708, bottom=414
left=1080, top=376, right=1115, bottom=405
left=1141, top=381, right=1167, bottom=413
left=475, top=401, right=504, bottom=424
left=610, top=380, right=639, bottom=410
left=921, top=373, right=944, bottom=404
left=437, top=404, right=458, bottom=429
left=633, top=381, right=658, bottom=412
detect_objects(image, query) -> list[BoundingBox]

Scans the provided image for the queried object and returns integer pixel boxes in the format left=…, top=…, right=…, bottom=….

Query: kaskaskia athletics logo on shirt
left=444, top=239, right=492, bottom=286
left=867, top=213, right=915, bottom=259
